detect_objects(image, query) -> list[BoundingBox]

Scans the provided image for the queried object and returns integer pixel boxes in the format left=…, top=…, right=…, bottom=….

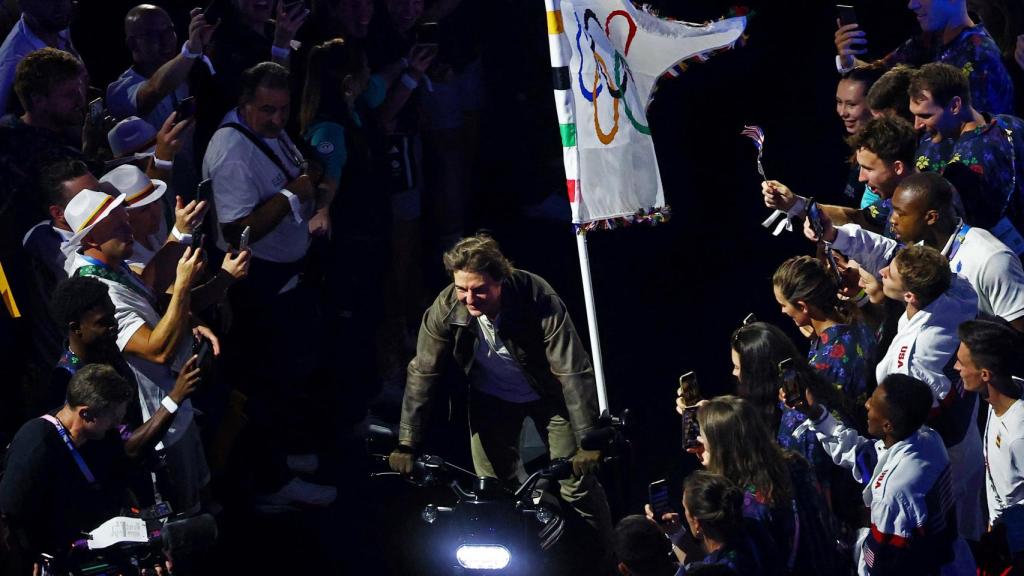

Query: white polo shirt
left=202, top=109, right=311, bottom=263
left=985, top=400, right=1024, bottom=526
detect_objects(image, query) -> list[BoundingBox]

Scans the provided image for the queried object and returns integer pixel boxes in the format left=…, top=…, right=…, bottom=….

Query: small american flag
left=740, top=125, right=767, bottom=180
left=740, top=125, right=765, bottom=151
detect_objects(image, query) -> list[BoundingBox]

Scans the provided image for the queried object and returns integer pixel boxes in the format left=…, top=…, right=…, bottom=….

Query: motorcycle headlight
left=455, top=544, right=511, bottom=570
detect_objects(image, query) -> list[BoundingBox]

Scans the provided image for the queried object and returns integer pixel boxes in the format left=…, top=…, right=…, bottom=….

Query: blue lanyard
left=40, top=414, right=96, bottom=484
left=947, top=222, right=971, bottom=263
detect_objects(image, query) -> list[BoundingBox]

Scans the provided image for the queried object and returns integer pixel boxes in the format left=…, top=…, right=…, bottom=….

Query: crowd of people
left=0, top=0, right=1023, bottom=574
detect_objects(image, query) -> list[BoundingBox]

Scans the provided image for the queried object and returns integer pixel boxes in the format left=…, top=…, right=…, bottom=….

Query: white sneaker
left=254, top=477, right=337, bottom=513
left=286, top=454, right=320, bottom=475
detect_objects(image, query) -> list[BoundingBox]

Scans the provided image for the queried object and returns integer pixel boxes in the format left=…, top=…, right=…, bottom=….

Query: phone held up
left=649, top=479, right=673, bottom=523
left=836, top=4, right=857, bottom=27
left=678, top=371, right=702, bottom=451
left=778, top=358, right=806, bottom=410
left=174, top=96, right=197, bottom=123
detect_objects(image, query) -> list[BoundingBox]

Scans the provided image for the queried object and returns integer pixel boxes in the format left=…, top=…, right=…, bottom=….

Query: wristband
left=395, top=444, right=415, bottom=454
left=161, top=395, right=179, bottom=414
left=399, top=73, right=419, bottom=91
left=271, top=44, right=291, bottom=60
left=170, top=226, right=193, bottom=244
left=181, top=41, right=202, bottom=60
left=835, top=54, right=856, bottom=74
left=153, top=156, right=174, bottom=170
left=279, top=189, right=304, bottom=223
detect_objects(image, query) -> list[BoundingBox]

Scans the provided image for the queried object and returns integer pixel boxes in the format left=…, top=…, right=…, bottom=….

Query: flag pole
left=575, top=232, right=610, bottom=413
left=543, top=0, right=610, bottom=414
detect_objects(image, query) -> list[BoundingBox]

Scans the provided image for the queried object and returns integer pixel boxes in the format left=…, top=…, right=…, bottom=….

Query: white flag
left=550, top=0, right=745, bottom=227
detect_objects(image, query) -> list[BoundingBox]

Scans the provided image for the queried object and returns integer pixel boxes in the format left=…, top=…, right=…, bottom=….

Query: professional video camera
left=39, top=504, right=217, bottom=576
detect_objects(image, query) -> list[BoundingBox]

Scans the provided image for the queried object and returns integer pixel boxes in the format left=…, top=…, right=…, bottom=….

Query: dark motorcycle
left=369, top=429, right=573, bottom=575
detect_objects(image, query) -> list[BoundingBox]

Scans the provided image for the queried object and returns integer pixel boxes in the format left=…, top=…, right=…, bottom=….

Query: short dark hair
left=895, top=172, right=954, bottom=213
left=66, top=364, right=133, bottom=414
left=239, top=61, right=291, bottom=105
left=959, top=319, right=1024, bottom=398
left=682, top=471, right=744, bottom=542
left=909, top=62, right=971, bottom=109
left=866, top=65, right=914, bottom=121
left=613, top=515, right=674, bottom=575
left=878, top=374, right=934, bottom=439
left=846, top=114, right=918, bottom=166
left=14, top=47, right=84, bottom=112
left=443, top=233, right=514, bottom=281
left=38, top=158, right=91, bottom=208
left=893, top=244, right=951, bottom=307
left=51, top=276, right=111, bottom=330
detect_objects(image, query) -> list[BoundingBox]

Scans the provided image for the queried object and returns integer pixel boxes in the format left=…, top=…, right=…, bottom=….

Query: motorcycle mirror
left=366, top=424, right=397, bottom=454
left=540, top=458, right=574, bottom=481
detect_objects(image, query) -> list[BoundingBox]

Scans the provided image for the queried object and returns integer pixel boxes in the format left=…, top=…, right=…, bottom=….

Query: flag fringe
left=574, top=205, right=672, bottom=234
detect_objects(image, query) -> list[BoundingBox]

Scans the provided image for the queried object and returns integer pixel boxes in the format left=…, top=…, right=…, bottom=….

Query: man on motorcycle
left=389, top=233, right=614, bottom=565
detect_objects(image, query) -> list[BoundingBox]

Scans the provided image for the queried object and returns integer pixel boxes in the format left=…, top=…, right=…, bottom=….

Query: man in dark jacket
left=388, top=234, right=613, bottom=557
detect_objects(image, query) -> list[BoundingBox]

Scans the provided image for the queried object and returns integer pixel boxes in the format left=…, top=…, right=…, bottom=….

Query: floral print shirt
left=881, top=24, right=1014, bottom=115
left=808, top=322, right=877, bottom=406
left=915, top=113, right=1024, bottom=231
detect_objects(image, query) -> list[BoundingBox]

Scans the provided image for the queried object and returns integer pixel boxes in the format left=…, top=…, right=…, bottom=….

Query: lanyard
left=77, top=255, right=156, bottom=306
left=40, top=414, right=96, bottom=484
left=947, top=222, right=971, bottom=263
left=984, top=408, right=1008, bottom=512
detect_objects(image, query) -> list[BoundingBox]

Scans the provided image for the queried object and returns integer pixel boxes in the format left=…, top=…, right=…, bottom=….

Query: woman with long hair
left=696, top=396, right=839, bottom=574
left=772, top=255, right=876, bottom=409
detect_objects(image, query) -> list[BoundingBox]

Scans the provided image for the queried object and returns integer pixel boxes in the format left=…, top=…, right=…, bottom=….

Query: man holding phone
left=108, top=5, right=215, bottom=199
left=832, top=0, right=1013, bottom=115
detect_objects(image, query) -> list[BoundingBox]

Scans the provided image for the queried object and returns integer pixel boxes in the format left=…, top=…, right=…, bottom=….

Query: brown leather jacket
left=398, top=269, right=599, bottom=449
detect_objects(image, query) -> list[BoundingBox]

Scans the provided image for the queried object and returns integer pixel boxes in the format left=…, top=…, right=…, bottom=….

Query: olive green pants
left=468, top=390, right=613, bottom=552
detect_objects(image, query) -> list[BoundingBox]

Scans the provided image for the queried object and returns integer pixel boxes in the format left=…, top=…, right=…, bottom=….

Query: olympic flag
left=546, top=0, right=746, bottom=228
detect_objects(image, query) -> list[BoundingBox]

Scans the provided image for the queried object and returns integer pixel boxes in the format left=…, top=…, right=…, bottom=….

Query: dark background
left=30, top=0, right=921, bottom=572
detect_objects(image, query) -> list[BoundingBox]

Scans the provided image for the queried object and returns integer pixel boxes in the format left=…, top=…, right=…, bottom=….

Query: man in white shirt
left=797, top=373, right=975, bottom=574
left=0, top=0, right=77, bottom=115
left=61, top=188, right=212, bottom=514
left=202, top=61, right=334, bottom=511
left=876, top=244, right=985, bottom=543
left=815, top=172, right=1024, bottom=330
left=957, top=319, right=1024, bottom=571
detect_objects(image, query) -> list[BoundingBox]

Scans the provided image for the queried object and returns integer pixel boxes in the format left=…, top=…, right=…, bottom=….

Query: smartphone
left=678, top=371, right=702, bottom=451
left=415, top=21, right=440, bottom=47
left=649, top=479, right=673, bottom=522
left=837, top=4, right=857, bottom=27
left=88, top=97, right=104, bottom=124
left=196, top=178, right=212, bottom=204
left=174, top=96, right=196, bottom=122
left=193, top=337, right=212, bottom=367
left=778, top=358, right=805, bottom=409
left=204, top=0, right=229, bottom=23
left=239, top=225, right=251, bottom=252
left=806, top=199, right=826, bottom=240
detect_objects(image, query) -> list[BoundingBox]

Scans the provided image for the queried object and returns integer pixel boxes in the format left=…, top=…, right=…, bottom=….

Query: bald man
left=819, top=172, right=1024, bottom=331
left=106, top=4, right=214, bottom=128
